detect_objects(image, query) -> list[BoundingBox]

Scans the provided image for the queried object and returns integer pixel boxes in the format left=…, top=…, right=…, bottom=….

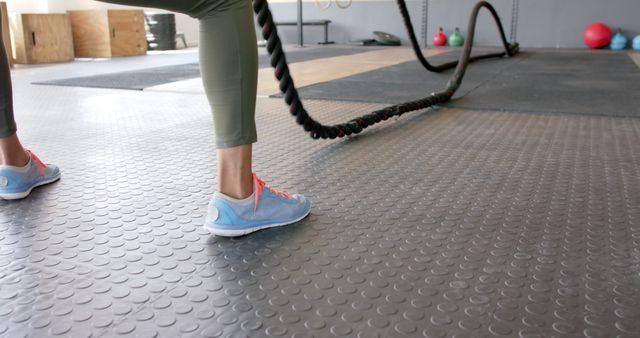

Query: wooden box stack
left=10, top=13, right=74, bottom=64
left=1, top=2, right=13, bottom=67
left=68, top=10, right=146, bottom=58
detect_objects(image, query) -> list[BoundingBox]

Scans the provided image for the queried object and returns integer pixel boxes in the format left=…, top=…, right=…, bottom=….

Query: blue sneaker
left=0, top=150, right=61, bottom=200
left=204, top=173, right=311, bottom=237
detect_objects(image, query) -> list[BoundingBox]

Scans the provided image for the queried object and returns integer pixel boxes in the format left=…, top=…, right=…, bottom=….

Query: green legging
left=0, top=0, right=258, bottom=148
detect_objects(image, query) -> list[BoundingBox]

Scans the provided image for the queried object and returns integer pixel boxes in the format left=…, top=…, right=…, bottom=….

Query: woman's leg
left=100, top=0, right=309, bottom=235
left=0, top=6, right=29, bottom=166
left=100, top=0, right=258, bottom=199
left=197, top=0, right=258, bottom=199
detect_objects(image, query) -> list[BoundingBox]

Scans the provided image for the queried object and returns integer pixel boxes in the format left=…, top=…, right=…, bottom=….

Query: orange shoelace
left=253, top=173, right=290, bottom=214
left=26, top=150, right=46, bottom=176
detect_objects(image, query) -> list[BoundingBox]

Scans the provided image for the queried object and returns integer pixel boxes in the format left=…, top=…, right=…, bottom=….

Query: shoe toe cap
left=297, top=194, right=311, bottom=214
left=293, top=193, right=311, bottom=205
left=46, top=164, right=61, bottom=177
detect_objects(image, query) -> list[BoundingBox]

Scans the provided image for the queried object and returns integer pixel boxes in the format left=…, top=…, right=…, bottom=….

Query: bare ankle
left=0, top=134, right=30, bottom=166
left=217, top=144, right=254, bottom=199
left=218, top=175, right=253, bottom=199
left=0, top=151, right=29, bottom=166
left=219, top=187, right=253, bottom=200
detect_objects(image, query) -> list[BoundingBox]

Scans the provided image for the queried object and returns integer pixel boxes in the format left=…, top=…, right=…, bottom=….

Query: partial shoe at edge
left=0, top=150, right=61, bottom=200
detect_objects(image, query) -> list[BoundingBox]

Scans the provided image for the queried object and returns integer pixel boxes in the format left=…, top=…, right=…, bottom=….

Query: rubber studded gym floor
left=1, top=46, right=640, bottom=338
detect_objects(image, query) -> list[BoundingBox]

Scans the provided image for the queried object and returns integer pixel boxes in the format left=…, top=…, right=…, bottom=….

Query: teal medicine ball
left=633, top=35, right=640, bottom=51
left=609, top=30, right=627, bottom=50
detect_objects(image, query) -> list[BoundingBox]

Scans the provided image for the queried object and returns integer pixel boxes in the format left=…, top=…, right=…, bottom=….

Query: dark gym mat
left=34, top=62, right=202, bottom=91
left=446, top=51, right=640, bottom=117
left=33, top=46, right=381, bottom=90
left=284, top=50, right=640, bottom=117
left=272, top=50, right=523, bottom=103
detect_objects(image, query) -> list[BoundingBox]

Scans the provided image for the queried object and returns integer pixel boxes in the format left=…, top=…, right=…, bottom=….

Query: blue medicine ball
left=633, top=35, right=640, bottom=51
left=610, top=31, right=627, bottom=50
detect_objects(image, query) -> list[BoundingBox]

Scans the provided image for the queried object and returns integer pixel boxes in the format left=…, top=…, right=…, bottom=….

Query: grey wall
left=263, top=1, right=423, bottom=46
left=264, top=0, right=640, bottom=48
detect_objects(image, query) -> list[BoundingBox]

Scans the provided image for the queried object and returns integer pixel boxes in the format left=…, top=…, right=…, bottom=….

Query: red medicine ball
left=584, top=23, right=612, bottom=49
left=433, top=28, right=447, bottom=47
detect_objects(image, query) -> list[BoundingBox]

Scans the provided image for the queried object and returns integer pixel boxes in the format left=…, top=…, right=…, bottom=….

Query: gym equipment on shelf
left=253, top=0, right=518, bottom=139
left=145, top=13, right=177, bottom=51
left=373, top=31, right=401, bottom=46
left=609, top=29, right=627, bottom=50
left=583, top=23, right=612, bottom=49
left=448, top=27, right=464, bottom=47
left=433, top=27, right=447, bottom=46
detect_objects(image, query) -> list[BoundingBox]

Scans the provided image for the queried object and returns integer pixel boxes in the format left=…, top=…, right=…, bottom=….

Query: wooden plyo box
left=1, top=2, right=12, bottom=67
left=68, top=10, right=146, bottom=58
left=10, top=13, right=74, bottom=64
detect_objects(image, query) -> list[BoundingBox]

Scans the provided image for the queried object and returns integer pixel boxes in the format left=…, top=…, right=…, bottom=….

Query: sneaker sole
left=204, top=207, right=311, bottom=237
left=0, top=173, right=61, bottom=200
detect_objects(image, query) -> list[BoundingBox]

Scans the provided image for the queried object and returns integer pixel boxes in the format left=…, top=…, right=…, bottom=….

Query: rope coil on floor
left=252, top=0, right=519, bottom=139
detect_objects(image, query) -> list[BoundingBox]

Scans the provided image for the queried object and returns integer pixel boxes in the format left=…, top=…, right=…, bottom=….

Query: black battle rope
left=397, top=0, right=519, bottom=72
left=253, top=0, right=520, bottom=139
